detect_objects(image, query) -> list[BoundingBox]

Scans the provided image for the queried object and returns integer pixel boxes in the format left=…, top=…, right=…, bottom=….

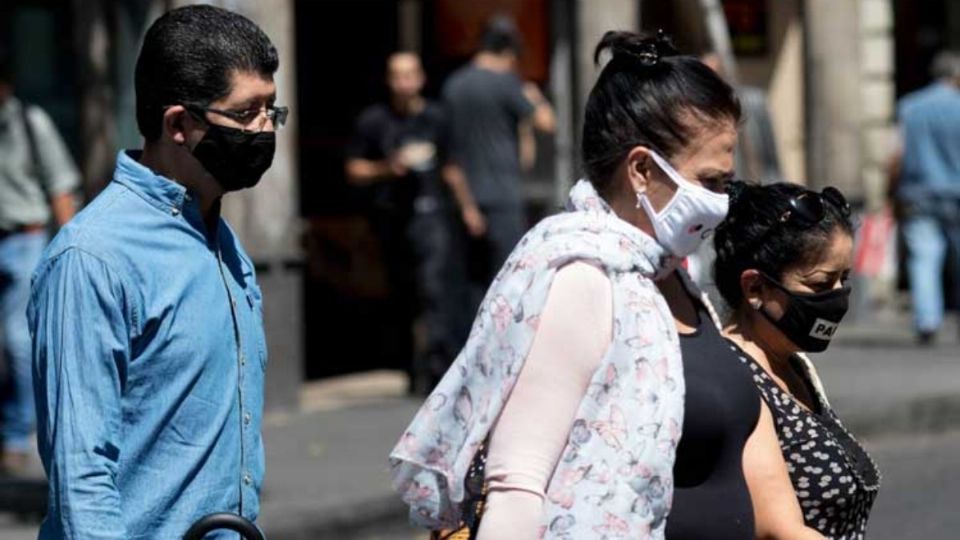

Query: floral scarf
left=390, top=180, right=687, bottom=538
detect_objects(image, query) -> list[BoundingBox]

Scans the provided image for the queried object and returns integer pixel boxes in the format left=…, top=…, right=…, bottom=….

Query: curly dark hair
left=713, top=181, right=855, bottom=310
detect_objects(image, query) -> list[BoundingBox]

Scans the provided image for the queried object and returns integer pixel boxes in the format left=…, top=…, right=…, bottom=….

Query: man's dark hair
left=582, top=31, right=741, bottom=193
left=713, top=181, right=855, bottom=310
left=931, top=50, right=960, bottom=79
left=479, top=15, right=521, bottom=55
left=135, top=5, right=278, bottom=141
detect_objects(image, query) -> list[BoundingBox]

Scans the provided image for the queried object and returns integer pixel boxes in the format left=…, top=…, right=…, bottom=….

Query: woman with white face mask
left=715, top=182, right=880, bottom=539
left=390, top=31, right=745, bottom=539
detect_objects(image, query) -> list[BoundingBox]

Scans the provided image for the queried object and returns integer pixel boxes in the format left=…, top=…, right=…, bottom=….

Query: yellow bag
left=430, top=441, right=489, bottom=540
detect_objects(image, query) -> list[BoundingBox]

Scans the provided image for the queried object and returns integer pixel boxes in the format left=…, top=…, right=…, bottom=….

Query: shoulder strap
left=19, top=102, right=50, bottom=194
left=791, top=353, right=833, bottom=409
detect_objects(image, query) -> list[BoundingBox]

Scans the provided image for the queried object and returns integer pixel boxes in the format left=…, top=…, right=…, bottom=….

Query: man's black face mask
left=192, top=123, right=275, bottom=192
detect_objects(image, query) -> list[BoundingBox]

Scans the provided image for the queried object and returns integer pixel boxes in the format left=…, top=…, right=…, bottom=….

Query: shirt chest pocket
left=244, top=284, right=268, bottom=371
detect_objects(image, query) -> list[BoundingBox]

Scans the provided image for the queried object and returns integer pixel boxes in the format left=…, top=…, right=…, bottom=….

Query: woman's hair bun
left=593, top=29, right=679, bottom=67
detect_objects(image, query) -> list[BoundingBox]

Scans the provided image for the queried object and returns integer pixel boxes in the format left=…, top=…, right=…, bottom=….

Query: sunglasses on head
left=777, top=186, right=851, bottom=228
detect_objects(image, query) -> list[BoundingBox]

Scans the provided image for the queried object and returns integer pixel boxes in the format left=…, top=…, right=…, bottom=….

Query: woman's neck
left=725, top=309, right=823, bottom=413
left=658, top=272, right=700, bottom=334
left=724, top=308, right=797, bottom=374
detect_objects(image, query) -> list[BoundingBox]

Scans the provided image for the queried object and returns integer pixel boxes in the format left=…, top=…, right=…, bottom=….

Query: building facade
left=8, top=0, right=946, bottom=405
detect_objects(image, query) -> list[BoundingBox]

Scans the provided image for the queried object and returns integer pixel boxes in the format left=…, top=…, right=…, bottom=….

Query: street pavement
left=2, top=311, right=959, bottom=539
left=814, top=310, right=960, bottom=437
left=864, top=430, right=960, bottom=539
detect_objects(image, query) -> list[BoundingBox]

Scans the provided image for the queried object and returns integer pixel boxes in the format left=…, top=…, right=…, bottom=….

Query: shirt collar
left=113, top=150, right=189, bottom=216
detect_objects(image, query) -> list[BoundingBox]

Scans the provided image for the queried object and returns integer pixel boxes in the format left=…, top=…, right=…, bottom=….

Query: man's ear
left=740, top=268, right=765, bottom=310
left=162, top=105, right=190, bottom=146
left=624, top=146, right=653, bottom=196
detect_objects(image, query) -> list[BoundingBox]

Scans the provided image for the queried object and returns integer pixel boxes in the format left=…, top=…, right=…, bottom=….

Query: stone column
left=859, top=0, right=895, bottom=212
left=567, top=0, right=638, bottom=196
left=576, top=0, right=638, bottom=109
left=858, top=0, right=897, bottom=315
left=804, top=0, right=863, bottom=196
left=72, top=0, right=118, bottom=198
left=551, top=0, right=577, bottom=206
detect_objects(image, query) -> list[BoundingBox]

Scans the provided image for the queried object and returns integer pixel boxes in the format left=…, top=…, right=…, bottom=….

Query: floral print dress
left=730, top=341, right=881, bottom=539
left=390, top=180, right=688, bottom=539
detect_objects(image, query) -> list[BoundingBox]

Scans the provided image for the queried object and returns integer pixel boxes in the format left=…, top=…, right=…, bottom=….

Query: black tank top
left=665, top=300, right=761, bottom=540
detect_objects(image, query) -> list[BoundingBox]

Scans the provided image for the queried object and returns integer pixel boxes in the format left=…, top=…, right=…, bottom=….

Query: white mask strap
left=647, top=150, right=728, bottom=202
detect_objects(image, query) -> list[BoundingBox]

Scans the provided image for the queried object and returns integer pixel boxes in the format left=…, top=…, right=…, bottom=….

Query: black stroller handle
left=183, top=513, right=264, bottom=540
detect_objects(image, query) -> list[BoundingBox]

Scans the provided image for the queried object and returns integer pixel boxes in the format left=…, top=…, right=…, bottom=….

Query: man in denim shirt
left=28, top=6, right=286, bottom=538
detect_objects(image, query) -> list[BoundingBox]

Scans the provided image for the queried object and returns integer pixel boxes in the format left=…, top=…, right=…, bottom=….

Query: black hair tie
left=616, top=29, right=678, bottom=68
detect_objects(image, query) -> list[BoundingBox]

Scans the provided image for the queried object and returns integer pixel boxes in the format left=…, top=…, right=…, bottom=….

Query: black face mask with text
left=759, top=272, right=851, bottom=353
left=192, top=123, right=275, bottom=192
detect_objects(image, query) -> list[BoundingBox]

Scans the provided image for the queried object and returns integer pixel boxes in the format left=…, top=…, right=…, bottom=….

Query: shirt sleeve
left=25, top=106, right=81, bottom=196
left=504, top=74, right=536, bottom=122
left=29, top=248, right=131, bottom=539
left=476, top=262, right=612, bottom=540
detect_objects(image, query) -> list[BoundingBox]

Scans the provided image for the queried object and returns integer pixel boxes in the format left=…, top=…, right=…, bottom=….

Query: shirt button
left=240, top=353, right=246, bottom=366
left=231, top=298, right=237, bottom=309
left=243, top=473, right=252, bottom=486
left=171, top=207, right=180, bottom=216
left=244, top=412, right=252, bottom=425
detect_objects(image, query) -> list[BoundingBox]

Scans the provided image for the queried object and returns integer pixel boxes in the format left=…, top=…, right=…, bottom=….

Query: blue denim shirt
left=897, top=81, right=960, bottom=206
left=29, top=150, right=266, bottom=539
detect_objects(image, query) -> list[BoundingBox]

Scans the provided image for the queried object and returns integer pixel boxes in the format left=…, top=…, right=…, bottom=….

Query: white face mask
left=639, top=150, right=730, bottom=258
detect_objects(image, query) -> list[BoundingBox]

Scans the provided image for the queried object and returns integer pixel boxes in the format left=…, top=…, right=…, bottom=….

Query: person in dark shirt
left=442, top=17, right=556, bottom=327
left=346, top=52, right=476, bottom=394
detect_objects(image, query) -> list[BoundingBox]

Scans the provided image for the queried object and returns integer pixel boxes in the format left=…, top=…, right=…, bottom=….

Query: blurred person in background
left=887, top=50, right=960, bottom=345
left=391, top=30, right=745, bottom=539
left=0, top=48, right=78, bottom=475
left=442, top=15, right=556, bottom=327
left=346, top=52, right=475, bottom=395
left=29, top=5, right=282, bottom=537
left=715, top=182, right=879, bottom=539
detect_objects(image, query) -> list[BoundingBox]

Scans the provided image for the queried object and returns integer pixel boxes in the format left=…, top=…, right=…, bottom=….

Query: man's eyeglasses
left=184, top=103, right=289, bottom=133
left=777, top=186, right=851, bottom=227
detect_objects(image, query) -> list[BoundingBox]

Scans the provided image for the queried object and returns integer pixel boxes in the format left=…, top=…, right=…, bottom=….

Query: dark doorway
left=296, top=0, right=406, bottom=379
left=1, top=1, right=80, bottom=156
left=893, top=0, right=960, bottom=97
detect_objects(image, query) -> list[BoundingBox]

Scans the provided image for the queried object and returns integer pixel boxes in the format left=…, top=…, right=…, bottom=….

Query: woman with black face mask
left=714, top=181, right=881, bottom=539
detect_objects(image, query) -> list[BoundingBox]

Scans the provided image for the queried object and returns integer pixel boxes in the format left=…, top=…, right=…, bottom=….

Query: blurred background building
left=1, top=0, right=953, bottom=409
